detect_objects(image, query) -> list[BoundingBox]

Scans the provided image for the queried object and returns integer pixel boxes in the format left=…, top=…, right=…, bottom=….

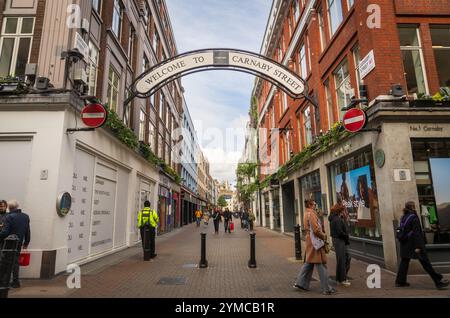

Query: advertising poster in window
left=90, top=177, right=116, bottom=255
left=430, top=158, right=450, bottom=232
left=334, top=165, right=377, bottom=227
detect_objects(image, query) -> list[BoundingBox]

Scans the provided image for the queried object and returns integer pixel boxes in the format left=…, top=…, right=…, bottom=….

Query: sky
left=165, top=0, right=272, bottom=185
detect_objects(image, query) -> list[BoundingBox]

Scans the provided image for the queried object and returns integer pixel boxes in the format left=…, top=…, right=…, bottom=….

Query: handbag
left=19, top=252, right=31, bottom=266
left=309, top=220, right=325, bottom=250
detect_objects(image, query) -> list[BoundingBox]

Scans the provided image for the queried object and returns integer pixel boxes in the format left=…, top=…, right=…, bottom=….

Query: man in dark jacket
left=0, top=200, right=31, bottom=288
left=395, top=201, right=448, bottom=290
left=0, top=200, right=8, bottom=248
left=329, top=202, right=351, bottom=286
left=223, top=209, right=232, bottom=234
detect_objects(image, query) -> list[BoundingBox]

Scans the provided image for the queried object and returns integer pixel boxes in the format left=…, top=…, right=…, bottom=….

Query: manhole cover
left=182, top=264, right=198, bottom=268
left=157, top=277, right=187, bottom=285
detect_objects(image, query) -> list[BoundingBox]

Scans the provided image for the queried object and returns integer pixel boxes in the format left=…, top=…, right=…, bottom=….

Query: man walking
left=195, top=209, right=203, bottom=227
left=0, top=200, right=31, bottom=288
left=138, top=201, right=159, bottom=260
left=223, top=209, right=232, bottom=234
left=0, top=200, right=8, bottom=248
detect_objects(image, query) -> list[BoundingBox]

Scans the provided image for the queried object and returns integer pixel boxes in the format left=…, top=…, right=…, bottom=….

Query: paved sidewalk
left=10, top=219, right=450, bottom=298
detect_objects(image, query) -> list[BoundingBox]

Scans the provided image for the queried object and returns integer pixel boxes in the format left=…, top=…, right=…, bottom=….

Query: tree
left=218, top=195, right=228, bottom=208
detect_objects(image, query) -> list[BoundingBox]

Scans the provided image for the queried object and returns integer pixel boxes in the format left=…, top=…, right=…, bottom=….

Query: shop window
left=430, top=25, right=450, bottom=88
left=412, top=139, right=450, bottom=244
left=329, top=149, right=382, bottom=241
left=0, top=17, right=34, bottom=79
left=333, top=58, right=352, bottom=120
left=300, top=170, right=322, bottom=227
left=398, top=25, right=428, bottom=95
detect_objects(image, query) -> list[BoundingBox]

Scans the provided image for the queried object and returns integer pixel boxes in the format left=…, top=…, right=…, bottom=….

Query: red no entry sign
left=81, top=103, right=107, bottom=128
left=343, top=108, right=367, bottom=133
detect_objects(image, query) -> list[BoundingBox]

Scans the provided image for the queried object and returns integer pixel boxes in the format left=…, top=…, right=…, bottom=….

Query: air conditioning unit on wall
left=73, top=66, right=88, bottom=86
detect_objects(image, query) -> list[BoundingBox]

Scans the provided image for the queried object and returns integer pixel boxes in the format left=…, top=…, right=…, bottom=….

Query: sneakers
left=322, top=288, right=337, bottom=295
left=293, top=284, right=309, bottom=292
left=435, top=279, right=449, bottom=290
left=395, top=282, right=411, bottom=287
left=338, top=280, right=351, bottom=287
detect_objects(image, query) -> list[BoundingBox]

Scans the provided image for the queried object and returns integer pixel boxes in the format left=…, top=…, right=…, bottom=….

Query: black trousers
left=213, top=221, right=220, bottom=233
left=12, top=243, right=22, bottom=283
left=396, top=252, right=443, bottom=285
left=224, top=221, right=230, bottom=233
left=140, top=226, right=156, bottom=256
left=332, top=238, right=351, bottom=282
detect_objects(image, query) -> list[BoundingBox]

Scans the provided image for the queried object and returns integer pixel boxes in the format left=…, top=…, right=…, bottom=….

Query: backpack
left=396, top=214, right=415, bottom=242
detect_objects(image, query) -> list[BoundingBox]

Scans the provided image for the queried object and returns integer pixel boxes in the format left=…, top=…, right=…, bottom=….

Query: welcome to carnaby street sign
left=131, top=49, right=306, bottom=101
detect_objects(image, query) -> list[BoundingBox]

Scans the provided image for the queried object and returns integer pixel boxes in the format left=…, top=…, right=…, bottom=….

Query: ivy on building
left=104, top=105, right=181, bottom=185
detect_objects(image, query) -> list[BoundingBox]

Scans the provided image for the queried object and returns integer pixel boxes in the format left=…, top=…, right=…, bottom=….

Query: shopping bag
left=230, top=222, right=234, bottom=232
left=19, top=252, right=31, bottom=267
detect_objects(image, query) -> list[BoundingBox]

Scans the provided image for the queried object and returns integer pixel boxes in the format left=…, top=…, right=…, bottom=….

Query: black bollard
left=143, top=226, right=151, bottom=261
left=294, top=224, right=302, bottom=260
left=248, top=232, right=257, bottom=268
left=199, top=232, right=208, bottom=268
left=0, top=235, right=20, bottom=298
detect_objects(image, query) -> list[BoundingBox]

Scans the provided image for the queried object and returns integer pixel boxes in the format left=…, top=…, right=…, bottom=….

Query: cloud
left=166, top=0, right=271, bottom=182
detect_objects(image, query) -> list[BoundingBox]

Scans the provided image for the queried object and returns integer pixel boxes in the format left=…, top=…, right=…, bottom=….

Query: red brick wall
left=29, top=0, right=46, bottom=64
left=394, top=0, right=450, bottom=15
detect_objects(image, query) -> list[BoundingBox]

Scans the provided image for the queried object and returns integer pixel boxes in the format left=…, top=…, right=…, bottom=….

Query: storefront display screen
left=430, top=158, right=450, bottom=233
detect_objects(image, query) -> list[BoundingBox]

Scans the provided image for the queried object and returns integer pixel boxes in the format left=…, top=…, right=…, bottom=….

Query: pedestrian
left=0, top=200, right=31, bottom=288
left=242, top=210, right=249, bottom=231
left=223, top=209, right=232, bottom=234
left=138, top=201, right=159, bottom=260
left=195, top=209, right=202, bottom=227
left=212, top=209, right=221, bottom=234
left=329, top=202, right=351, bottom=287
left=248, top=209, right=256, bottom=232
left=395, top=201, right=449, bottom=290
left=203, top=211, right=210, bottom=227
left=293, top=199, right=336, bottom=295
left=240, top=210, right=244, bottom=228
left=0, top=200, right=8, bottom=248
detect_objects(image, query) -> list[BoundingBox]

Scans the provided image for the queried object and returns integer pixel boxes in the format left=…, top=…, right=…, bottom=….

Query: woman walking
left=395, top=201, right=449, bottom=290
left=248, top=209, right=256, bottom=231
left=329, top=202, right=351, bottom=287
left=293, top=199, right=336, bottom=295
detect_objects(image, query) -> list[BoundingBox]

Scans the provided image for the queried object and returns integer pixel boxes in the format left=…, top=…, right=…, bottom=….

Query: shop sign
left=359, top=50, right=376, bottom=80
left=410, top=124, right=444, bottom=132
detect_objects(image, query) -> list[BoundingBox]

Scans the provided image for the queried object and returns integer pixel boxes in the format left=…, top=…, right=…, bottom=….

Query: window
left=327, top=0, right=343, bottom=36
left=318, top=8, right=327, bottom=52
left=324, top=80, right=334, bottom=129
left=87, top=42, right=99, bottom=96
left=128, top=27, right=135, bottom=61
left=0, top=17, right=34, bottom=79
left=143, top=54, right=150, bottom=73
left=92, top=0, right=101, bottom=14
left=293, top=0, right=300, bottom=23
left=297, top=115, right=303, bottom=150
left=139, top=109, right=146, bottom=142
left=299, top=43, right=307, bottom=78
left=159, top=93, right=165, bottom=118
left=123, top=89, right=131, bottom=126
left=271, top=106, right=275, bottom=129
left=430, top=25, right=450, bottom=88
left=303, top=107, right=313, bottom=146
left=398, top=25, right=428, bottom=95
left=148, top=122, right=156, bottom=151
left=165, top=106, right=170, bottom=129
left=143, top=1, right=151, bottom=34
left=153, top=31, right=159, bottom=55
left=352, top=44, right=363, bottom=96
left=333, top=59, right=352, bottom=120
left=158, top=134, right=164, bottom=159
left=347, top=0, right=355, bottom=9
left=107, top=66, right=120, bottom=111
left=112, top=0, right=122, bottom=39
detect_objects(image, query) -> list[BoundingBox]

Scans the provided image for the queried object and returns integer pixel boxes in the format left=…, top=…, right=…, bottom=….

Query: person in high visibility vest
left=138, top=200, right=159, bottom=260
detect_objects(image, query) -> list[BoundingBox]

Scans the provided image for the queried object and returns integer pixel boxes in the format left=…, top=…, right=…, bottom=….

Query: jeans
left=396, top=252, right=443, bottom=285
left=296, top=263, right=333, bottom=293
left=196, top=218, right=201, bottom=227
left=333, top=238, right=351, bottom=282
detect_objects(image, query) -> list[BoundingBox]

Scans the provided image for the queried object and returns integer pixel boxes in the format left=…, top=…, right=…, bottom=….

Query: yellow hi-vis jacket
left=138, top=207, right=159, bottom=228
